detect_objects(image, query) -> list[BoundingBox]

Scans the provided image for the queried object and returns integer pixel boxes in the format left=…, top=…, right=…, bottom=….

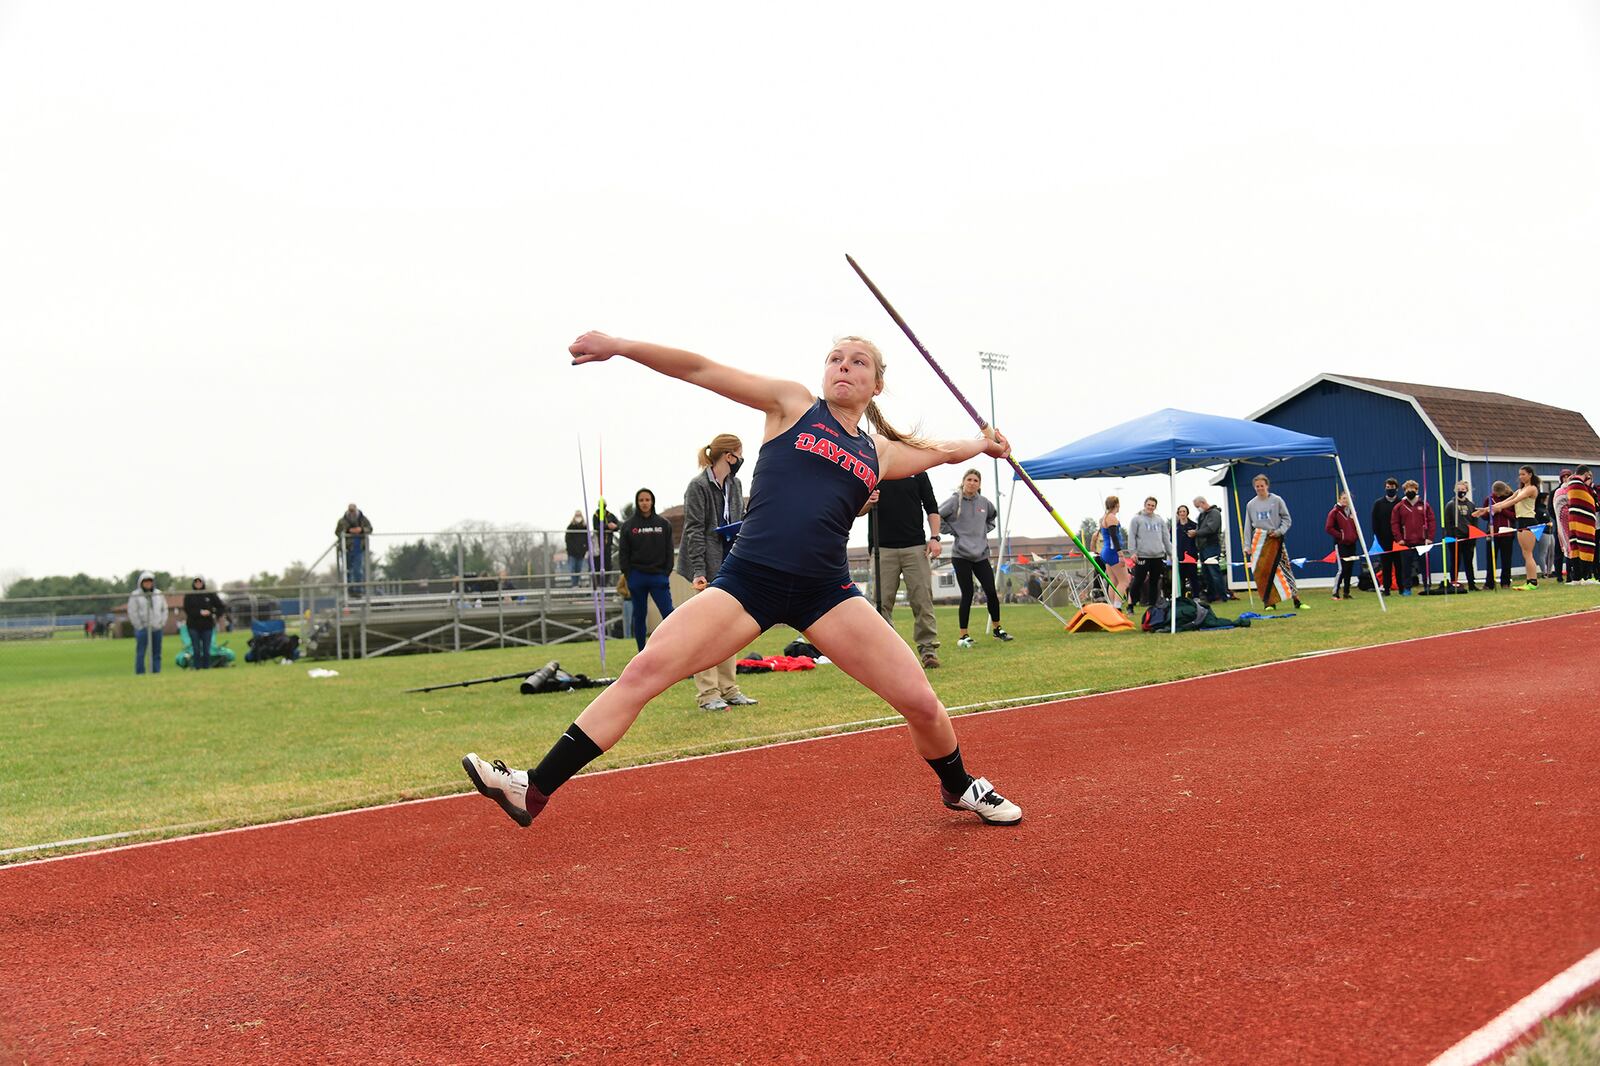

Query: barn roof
left=1251, top=374, right=1600, bottom=463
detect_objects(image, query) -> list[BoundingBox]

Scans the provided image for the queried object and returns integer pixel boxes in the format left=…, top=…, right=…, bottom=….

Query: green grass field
left=2, top=586, right=1597, bottom=862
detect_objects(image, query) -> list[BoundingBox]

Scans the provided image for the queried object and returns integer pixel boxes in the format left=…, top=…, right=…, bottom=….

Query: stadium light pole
left=979, top=350, right=1009, bottom=558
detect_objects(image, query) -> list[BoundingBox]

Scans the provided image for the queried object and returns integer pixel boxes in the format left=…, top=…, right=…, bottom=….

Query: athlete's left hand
left=981, top=426, right=1011, bottom=459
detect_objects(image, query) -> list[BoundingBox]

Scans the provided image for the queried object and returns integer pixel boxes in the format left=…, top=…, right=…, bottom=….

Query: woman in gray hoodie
left=127, top=570, right=168, bottom=675
left=939, top=469, right=1012, bottom=646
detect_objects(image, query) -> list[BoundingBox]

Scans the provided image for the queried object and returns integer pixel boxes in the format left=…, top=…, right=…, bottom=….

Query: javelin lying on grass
left=844, top=254, right=1128, bottom=606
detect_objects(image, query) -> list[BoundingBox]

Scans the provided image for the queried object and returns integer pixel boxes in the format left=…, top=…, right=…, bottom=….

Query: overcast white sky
left=4, top=1, right=1599, bottom=588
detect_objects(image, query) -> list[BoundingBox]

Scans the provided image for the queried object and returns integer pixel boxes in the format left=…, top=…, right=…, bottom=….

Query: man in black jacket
left=564, top=510, right=589, bottom=587
left=1191, top=496, right=1229, bottom=601
left=1370, top=478, right=1400, bottom=593
left=182, top=577, right=226, bottom=669
left=592, top=503, right=620, bottom=581
left=870, top=472, right=944, bottom=668
left=335, top=503, right=373, bottom=596
left=617, top=488, right=675, bottom=651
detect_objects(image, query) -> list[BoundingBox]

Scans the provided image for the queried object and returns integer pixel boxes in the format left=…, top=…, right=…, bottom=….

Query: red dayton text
left=793, top=433, right=878, bottom=490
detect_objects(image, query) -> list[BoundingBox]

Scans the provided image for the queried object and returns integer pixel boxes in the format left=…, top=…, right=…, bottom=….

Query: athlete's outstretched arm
left=570, top=332, right=813, bottom=421
left=876, top=427, right=1010, bottom=482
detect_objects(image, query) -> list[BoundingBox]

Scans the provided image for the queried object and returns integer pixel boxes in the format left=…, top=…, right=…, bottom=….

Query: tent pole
left=1334, top=453, right=1387, bottom=614
left=1170, top=457, right=1179, bottom=634
left=1229, top=464, right=1257, bottom=607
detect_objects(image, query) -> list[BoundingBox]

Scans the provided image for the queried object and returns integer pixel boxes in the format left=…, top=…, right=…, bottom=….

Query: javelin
left=578, top=435, right=607, bottom=668
left=844, top=254, right=1127, bottom=605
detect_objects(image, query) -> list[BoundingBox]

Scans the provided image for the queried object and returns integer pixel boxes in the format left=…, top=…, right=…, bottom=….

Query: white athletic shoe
left=461, top=753, right=544, bottom=827
left=941, top=776, right=1023, bottom=826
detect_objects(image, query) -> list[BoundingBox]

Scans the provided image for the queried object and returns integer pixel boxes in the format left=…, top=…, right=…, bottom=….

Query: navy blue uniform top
left=730, top=399, right=880, bottom=579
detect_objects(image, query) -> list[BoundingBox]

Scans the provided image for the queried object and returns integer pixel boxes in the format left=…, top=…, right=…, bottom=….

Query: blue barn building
left=1219, top=375, right=1600, bottom=587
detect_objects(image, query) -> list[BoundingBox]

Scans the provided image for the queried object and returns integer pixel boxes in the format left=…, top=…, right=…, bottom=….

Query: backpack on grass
left=1141, top=596, right=1232, bottom=632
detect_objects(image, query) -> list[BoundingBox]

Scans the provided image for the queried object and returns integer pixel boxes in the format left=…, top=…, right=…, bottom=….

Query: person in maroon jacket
left=1390, top=479, right=1437, bottom=595
left=1325, top=491, right=1360, bottom=600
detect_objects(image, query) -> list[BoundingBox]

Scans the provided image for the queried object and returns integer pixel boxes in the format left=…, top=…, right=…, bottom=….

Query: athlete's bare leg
left=803, top=596, right=958, bottom=758
left=1518, top=529, right=1538, bottom=583
left=573, top=588, right=761, bottom=749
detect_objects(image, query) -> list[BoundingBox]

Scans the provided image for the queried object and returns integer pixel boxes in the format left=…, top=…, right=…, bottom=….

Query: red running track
left=3, top=613, right=1598, bottom=1064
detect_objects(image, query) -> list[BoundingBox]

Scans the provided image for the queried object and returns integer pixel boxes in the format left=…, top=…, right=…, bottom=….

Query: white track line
left=4, top=606, right=1595, bottom=873
left=1427, top=946, right=1600, bottom=1066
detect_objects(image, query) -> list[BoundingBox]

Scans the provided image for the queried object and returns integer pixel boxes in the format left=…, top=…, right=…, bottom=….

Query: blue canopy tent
left=1015, top=409, right=1385, bottom=630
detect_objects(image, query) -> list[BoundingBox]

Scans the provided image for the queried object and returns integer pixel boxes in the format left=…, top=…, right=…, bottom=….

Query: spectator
left=183, top=577, right=226, bottom=669
left=676, top=433, right=755, bottom=712
left=1390, top=479, right=1437, bottom=595
left=1479, top=481, right=1516, bottom=590
left=564, top=510, right=588, bottom=587
left=127, top=570, right=168, bottom=675
left=592, top=501, right=621, bottom=581
left=335, top=503, right=373, bottom=597
left=1551, top=470, right=1573, bottom=583
left=872, top=472, right=944, bottom=669
left=1534, top=478, right=1556, bottom=579
left=1441, top=479, right=1479, bottom=591
left=1553, top=465, right=1597, bottom=584
left=1174, top=504, right=1199, bottom=598
left=941, top=469, right=1012, bottom=646
left=1098, top=496, right=1129, bottom=603
left=1125, top=496, right=1171, bottom=608
left=1475, top=465, right=1541, bottom=590
left=1191, top=496, right=1229, bottom=602
left=1243, top=473, right=1306, bottom=610
left=1325, top=491, right=1361, bottom=599
left=1371, top=478, right=1400, bottom=593
left=617, top=488, right=675, bottom=651
left=1446, top=480, right=1478, bottom=589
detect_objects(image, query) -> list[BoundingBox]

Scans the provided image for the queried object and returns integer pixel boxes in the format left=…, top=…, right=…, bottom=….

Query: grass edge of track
left=7, top=603, right=1597, bottom=869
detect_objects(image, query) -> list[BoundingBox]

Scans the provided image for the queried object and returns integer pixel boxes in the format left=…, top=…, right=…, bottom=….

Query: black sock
left=927, top=747, right=972, bottom=795
left=531, top=722, right=603, bottom=797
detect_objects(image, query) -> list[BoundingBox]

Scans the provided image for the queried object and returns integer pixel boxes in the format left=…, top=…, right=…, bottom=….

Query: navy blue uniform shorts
left=710, top=552, right=863, bottom=633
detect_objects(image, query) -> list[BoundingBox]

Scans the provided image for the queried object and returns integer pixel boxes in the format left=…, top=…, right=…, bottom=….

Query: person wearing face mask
left=1553, top=465, right=1597, bottom=584
left=676, top=433, right=756, bottom=712
left=1389, top=480, right=1436, bottom=595
left=1370, top=478, right=1401, bottom=593
left=617, top=488, right=675, bottom=652
left=1479, top=481, right=1517, bottom=590
left=182, top=577, right=227, bottom=669
left=1441, top=480, right=1479, bottom=591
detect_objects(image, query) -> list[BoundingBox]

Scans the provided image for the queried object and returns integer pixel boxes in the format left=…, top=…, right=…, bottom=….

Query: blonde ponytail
left=863, top=399, right=931, bottom=449
left=698, top=433, right=743, bottom=469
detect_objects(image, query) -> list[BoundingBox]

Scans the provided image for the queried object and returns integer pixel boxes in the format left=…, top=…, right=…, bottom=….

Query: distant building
left=1221, top=375, right=1600, bottom=584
